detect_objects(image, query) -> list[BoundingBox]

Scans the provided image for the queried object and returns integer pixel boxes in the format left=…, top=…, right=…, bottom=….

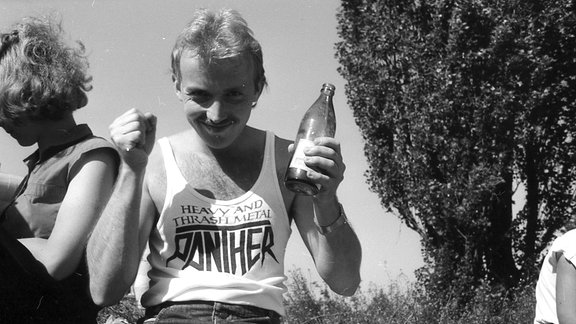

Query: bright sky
left=0, top=0, right=423, bottom=289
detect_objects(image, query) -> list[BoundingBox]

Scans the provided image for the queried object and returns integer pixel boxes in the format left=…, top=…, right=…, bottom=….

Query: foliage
left=284, top=270, right=536, bottom=323
left=97, top=295, right=143, bottom=324
left=335, top=0, right=576, bottom=305
left=96, top=270, right=536, bottom=323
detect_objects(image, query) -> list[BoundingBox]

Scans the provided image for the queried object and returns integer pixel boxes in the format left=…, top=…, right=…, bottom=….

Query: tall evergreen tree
left=336, top=0, right=576, bottom=302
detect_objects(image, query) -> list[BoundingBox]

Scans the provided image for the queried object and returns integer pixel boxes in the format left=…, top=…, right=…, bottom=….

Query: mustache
left=201, top=117, right=236, bottom=126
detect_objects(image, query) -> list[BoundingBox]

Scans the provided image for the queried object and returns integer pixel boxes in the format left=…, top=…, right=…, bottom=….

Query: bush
left=97, top=269, right=536, bottom=323
left=283, top=269, right=536, bottom=324
left=97, top=295, right=143, bottom=324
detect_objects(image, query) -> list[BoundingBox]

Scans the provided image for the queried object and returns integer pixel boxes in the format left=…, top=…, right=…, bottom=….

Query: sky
left=0, top=0, right=423, bottom=290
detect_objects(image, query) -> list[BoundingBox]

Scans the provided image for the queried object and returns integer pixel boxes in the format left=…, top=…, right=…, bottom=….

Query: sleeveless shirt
left=0, top=124, right=118, bottom=323
left=534, top=229, right=576, bottom=324
left=142, top=131, right=292, bottom=316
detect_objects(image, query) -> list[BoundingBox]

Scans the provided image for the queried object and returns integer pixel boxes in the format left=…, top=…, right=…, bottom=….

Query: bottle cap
left=322, top=83, right=335, bottom=91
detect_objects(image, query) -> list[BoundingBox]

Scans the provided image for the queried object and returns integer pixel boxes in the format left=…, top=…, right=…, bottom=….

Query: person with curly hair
left=0, top=16, right=118, bottom=323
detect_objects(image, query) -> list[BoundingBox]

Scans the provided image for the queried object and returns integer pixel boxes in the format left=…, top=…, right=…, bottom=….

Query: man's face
left=175, top=53, right=261, bottom=150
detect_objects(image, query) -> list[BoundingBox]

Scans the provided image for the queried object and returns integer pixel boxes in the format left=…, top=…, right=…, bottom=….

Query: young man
left=88, top=8, right=362, bottom=323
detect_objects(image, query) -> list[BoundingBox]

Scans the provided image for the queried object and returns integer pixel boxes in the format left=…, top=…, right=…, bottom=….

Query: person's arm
left=556, top=254, right=576, bottom=324
left=133, top=247, right=152, bottom=309
left=290, top=137, right=362, bottom=296
left=19, top=150, right=117, bottom=280
left=87, top=109, right=157, bottom=306
left=0, top=173, right=23, bottom=204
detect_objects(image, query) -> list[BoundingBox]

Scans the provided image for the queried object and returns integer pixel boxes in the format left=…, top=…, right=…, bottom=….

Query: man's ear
left=173, top=75, right=183, bottom=101
left=254, top=80, right=264, bottom=101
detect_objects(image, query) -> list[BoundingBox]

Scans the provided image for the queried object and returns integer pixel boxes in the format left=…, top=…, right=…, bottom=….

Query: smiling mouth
left=201, top=121, right=236, bottom=134
left=202, top=119, right=235, bottom=130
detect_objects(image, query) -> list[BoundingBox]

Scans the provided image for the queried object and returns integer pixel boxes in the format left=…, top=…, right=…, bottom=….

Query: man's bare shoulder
left=144, top=144, right=166, bottom=196
left=146, top=130, right=195, bottom=175
left=166, top=130, right=205, bottom=153
left=146, top=144, right=164, bottom=173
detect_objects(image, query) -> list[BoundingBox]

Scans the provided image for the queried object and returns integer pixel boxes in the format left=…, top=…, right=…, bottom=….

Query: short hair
left=0, top=16, right=92, bottom=125
left=170, top=8, right=267, bottom=91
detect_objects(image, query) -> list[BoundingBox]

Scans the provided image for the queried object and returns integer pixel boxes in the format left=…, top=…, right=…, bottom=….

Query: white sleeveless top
left=534, top=229, right=576, bottom=324
left=141, top=131, right=292, bottom=316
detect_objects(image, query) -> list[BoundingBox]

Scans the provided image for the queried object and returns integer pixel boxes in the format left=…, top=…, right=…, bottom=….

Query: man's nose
left=206, top=101, right=227, bottom=123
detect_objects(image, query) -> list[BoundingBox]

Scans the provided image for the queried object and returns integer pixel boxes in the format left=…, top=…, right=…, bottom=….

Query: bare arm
left=87, top=109, right=157, bottom=306
left=19, top=150, right=117, bottom=280
left=0, top=173, right=23, bottom=205
left=290, top=137, right=362, bottom=296
left=557, top=254, right=576, bottom=324
left=293, top=196, right=362, bottom=295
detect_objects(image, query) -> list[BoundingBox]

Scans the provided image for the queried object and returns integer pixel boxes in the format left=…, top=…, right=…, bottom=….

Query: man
left=88, top=8, right=361, bottom=323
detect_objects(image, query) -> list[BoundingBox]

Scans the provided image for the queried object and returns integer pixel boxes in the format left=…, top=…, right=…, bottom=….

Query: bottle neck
left=321, top=89, right=334, bottom=97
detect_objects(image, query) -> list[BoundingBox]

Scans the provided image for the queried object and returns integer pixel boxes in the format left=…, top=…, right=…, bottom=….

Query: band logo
left=166, top=200, right=278, bottom=275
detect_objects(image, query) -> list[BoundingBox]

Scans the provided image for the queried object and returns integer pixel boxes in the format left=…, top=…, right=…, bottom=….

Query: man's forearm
left=316, top=225, right=362, bottom=295
left=87, top=166, right=145, bottom=306
left=312, top=200, right=362, bottom=295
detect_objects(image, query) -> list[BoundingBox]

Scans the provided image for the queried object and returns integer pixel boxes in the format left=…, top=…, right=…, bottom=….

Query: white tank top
left=141, top=131, right=292, bottom=316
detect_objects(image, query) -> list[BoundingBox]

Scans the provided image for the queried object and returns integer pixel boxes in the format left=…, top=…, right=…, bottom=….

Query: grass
left=97, top=269, right=537, bottom=324
left=97, top=295, right=143, bottom=324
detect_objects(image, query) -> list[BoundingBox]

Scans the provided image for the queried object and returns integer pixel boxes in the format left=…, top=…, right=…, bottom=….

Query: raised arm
left=290, top=137, right=362, bottom=296
left=87, top=109, right=157, bottom=306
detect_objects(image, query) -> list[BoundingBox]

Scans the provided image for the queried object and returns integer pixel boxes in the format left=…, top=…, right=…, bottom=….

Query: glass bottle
left=284, top=83, right=336, bottom=195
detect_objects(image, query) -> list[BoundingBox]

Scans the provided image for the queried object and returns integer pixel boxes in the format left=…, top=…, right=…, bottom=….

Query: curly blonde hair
left=0, top=16, right=92, bottom=125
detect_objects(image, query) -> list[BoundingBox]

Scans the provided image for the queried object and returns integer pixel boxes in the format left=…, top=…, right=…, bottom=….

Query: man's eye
left=226, top=91, right=245, bottom=103
left=188, top=91, right=211, bottom=103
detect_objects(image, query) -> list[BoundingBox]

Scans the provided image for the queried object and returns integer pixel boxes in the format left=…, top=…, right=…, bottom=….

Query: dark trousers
left=0, top=226, right=98, bottom=324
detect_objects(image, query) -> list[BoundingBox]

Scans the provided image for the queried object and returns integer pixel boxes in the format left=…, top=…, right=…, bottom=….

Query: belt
left=144, top=300, right=281, bottom=320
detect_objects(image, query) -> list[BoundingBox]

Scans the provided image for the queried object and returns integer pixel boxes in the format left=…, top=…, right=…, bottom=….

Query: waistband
left=144, top=300, right=281, bottom=320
